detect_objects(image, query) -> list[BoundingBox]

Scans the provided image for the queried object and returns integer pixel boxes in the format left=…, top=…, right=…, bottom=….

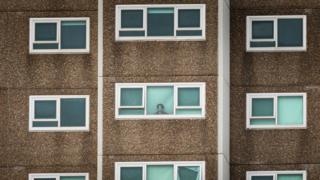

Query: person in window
left=155, top=103, right=168, bottom=114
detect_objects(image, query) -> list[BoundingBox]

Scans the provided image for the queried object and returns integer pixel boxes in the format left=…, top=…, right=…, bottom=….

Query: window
left=30, top=18, right=90, bottom=54
left=29, top=173, right=89, bottom=180
left=115, top=161, right=205, bottom=180
left=246, top=93, right=307, bottom=129
left=246, top=15, right=306, bottom=52
left=115, top=83, right=206, bottom=119
left=29, top=95, right=90, bottom=131
left=116, top=4, right=206, bottom=41
left=247, top=171, right=306, bottom=180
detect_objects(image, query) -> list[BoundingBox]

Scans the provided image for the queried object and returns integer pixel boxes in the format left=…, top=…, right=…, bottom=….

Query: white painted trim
left=246, top=15, right=307, bottom=52
left=29, top=95, right=90, bottom=132
left=115, top=161, right=205, bottom=180
left=115, top=83, right=206, bottom=119
left=97, top=0, right=104, bottom=179
left=115, top=4, right=206, bottom=41
left=29, top=173, right=89, bottom=180
left=29, top=17, right=90, bottom=54
left=246, top=93, right=307, bottom=129
left=218, top=0, right=230, bottom=180
left=246, top=170, right=307, bottom=180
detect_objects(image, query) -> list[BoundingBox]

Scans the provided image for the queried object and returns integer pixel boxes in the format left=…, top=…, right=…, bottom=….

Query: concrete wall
left=230, top=1, right=320, bottom=179
left=103, top=0, right=219, bottom=180
left=0, top=2, right=98, bottom=180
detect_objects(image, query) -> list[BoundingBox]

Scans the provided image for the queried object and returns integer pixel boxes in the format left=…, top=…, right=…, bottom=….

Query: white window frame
left=29, top=17, right=90, bottom=54
left=246, top=170, right=306, bottom=180
left=29, top=173, right=89, bottom=180
left=115, top=4, right=206, bottom=41
left=115, top=83, right=206, bottom=120
left=29, top=95, right=90, bottom=132
left=246, top=15, right=307, bottom=52
left=246, top=93, right=307, bottom=129
left=115, top=161, right=205, bottom=180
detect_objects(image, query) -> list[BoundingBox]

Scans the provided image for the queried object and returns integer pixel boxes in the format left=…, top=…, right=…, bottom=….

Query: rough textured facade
left=103, top=0, right=221, bottom=180
left=0, top=1, right=98, bottom=179
left=230, top=1, right=320, bottom=179
left=0, top=0, right=232, bottom=179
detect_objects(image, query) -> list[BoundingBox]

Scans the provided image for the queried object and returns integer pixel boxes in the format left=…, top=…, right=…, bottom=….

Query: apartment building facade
left=230, top=0, right=320, bottom=180
left=0, top=0, right=230, bottom=180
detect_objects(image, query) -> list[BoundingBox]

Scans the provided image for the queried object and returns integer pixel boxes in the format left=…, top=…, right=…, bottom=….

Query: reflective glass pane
left=250, top=119, right=276, bottom=125
left=147, top=8, right=174, bottom=36
left=120, top=88, right=143, bottom=106
left=178, top=166, right=200, bottom=180
left=176, top=109, right=202, bottom=115
left=278, top=96, right=304, bottom=125
left=119, top=31, right=145, bottom=37
left=178, top=88, right=200, bottom=106
left=35, top=100, right=56, bottom=119
left=278, top=174, right=303, bottom=180
left=250, top=41, right=276, bottom=47
left=60, top=98, right=86, bottom=127
left=61, top=176, right=85, bottom=180
left=33, top=121, right=58, bottom=127
left=252, top=176, right=273, bottom=180
left=35, top=23, right=57, bottom=41
left=252, top=98, right=274, bottom=116
left=178, top=9, right=200, bottom=28
left=33, top=43, right=59, bottom=49
left=61, top=21, right=87, bottom=49
left=147, top=165, right=174, bottom=180
left=252, top=21, right=274, bottom=39
left=121, top=10, right=144, bottom=28
left=278, top=18, right=303, bottom=47
left=176, top=30, right=202, bottom=36
left=119, top=108, right=145, bottom=115
left=146, top=86, right=174, bottom=115
left=121, top=167, right=143, bottom=180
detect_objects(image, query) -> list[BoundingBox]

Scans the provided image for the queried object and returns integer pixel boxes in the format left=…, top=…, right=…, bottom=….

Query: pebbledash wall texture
left=103, top=0, right=223, bottom=180
left=0, top=0, right=98, bottom=179
left=230, top=0, right=320, bottom=180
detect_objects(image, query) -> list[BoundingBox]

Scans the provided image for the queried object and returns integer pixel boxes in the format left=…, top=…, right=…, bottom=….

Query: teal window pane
left=147, top=8, right=174, bottom=36
left=35, top=23, right=57, bottom=41
left=33, top=121, right=58, bottom=127
left=119, top=108, right=145, bottom=115
left=119, top=31, right=145, bottom=37
left=35, top=100, right=56, bottom=119
left=278, top=19, right=303, bottom=47
left=147, top=165, right=174, bottom=180
left=61, top=21, right=87, bottom=49
left=278, top=174, right=303, bottom=180
left=252, top=176, right=273, bottom=180
left=252, top=98, right=274, bottom=116
left=178, top=166, right=200, bottom=180
left=121, top=10, right=143, bottom=28
left=250, top=41, right=276, bottom=47
left=278, top=96, right=304, bottom=125
left=176, top=109, right=202, bottom=115
left=252, top=21, right=274, bottom=39
left=147, top=86, right=174, bottom=115
left=121, top=167, right=143, bottom=180
left=176, top=30, right=202, bottom=36
left=33, top=43, right=59, bottom=49
left=250, top=118, right=276, bottom=125
left=60, top=98, right=86, bottom=127
left=121, top=88, right=143, bottom=106
left=61, top=176, right=85, bottom=180
left=178, top=88, right=200, bottom=106
left=178, top=9, right=200, bottom=28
